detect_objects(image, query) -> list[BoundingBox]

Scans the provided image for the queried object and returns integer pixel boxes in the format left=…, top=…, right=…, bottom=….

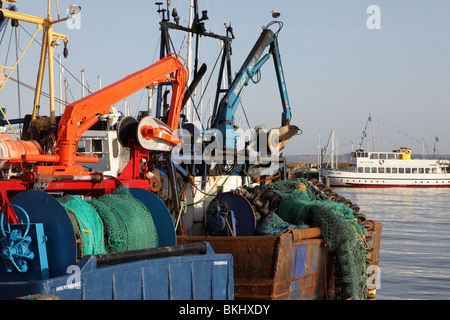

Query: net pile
left=58, top=195, right=107, bottom=256
left=261, top=178, right=368, bottom=300
left=57, top=186, right=159, bottom=256
left=256, top=212, right=309, bottom=235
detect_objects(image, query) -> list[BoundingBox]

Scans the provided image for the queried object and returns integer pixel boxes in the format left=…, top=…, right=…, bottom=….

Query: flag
left=436, top=136, right=439, bottom=142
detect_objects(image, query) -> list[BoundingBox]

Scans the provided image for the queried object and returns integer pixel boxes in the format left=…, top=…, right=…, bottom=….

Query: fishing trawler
left=325, top=147, right=450, bottom=187
left=0, top=0, right=382, bottom=300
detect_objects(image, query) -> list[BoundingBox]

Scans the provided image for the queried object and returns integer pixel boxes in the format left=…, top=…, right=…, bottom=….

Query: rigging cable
left=18, top=24, right=91, bottom=95
left=14, top=25, right=21, bottom=133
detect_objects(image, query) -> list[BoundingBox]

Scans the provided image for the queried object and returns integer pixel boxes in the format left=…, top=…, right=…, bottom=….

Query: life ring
left=379, top=160, right=385, bottom=165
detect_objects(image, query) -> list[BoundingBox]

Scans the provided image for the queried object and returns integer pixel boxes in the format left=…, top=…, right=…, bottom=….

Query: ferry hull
left=326, top=172, right=450, bottom=188
left=327, top=148, right=450, bottom=187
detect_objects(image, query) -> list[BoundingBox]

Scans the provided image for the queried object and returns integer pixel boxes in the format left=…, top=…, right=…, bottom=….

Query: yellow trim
left=32, top=28, right=49, bottom=120
left=47, top=26, right=56, bottom=124
left=367, top=288, right=377, bottom=300
left=55, top=0, right=60, bottom=19
left=0, top=107, right=20, bottom=139
left=0, top=26, right=42, bottom=90
left=0, top=3, right=73, bottom=128
left=52, top=32, right=69, bottom=42
left=0, top=9, right=47, bottom=26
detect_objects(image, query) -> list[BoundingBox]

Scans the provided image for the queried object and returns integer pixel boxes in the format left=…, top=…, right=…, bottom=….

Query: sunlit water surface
left=336, top=188, right=450, bottom=300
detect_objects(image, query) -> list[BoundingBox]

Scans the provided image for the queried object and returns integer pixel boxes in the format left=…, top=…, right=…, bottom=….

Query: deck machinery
left=0, top=1, right=382, bottom=300
left=0, top=1, right=233, bottom=299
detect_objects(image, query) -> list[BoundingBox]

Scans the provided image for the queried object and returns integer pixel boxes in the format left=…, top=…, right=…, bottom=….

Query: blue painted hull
left=0, top=242, right=233, bottom=300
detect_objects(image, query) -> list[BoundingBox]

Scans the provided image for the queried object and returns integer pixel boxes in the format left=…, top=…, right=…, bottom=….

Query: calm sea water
left=336, top=188, right=450, bottom=300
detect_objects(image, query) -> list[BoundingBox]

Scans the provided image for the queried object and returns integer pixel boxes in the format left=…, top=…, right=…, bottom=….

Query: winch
left=204, top=192, right=256, bottom=236
left=0, top=187, right=176, bottom=281
left=0, top=54, right=189, bottom=281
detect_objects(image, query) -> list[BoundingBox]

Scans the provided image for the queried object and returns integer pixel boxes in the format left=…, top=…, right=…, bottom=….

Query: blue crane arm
left=211, top=25, right=293, bottom=149
left=271, top=37, right=292, bottom=125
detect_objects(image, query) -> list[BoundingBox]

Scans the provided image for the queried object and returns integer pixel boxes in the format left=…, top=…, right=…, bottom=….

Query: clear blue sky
left=1, top=0, right=450, bottom=156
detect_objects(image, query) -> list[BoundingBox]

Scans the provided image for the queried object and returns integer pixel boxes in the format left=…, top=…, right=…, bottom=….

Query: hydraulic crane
left=211, top=22, right=299, bottom=152
left=8, top=54, right=188, bottom=177
left=0, top=54, right=187, bottom=224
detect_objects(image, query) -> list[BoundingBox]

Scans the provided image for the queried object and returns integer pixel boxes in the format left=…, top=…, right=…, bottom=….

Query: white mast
left=331, top=129, right=334, bottom=168
left=318, top=131, right=321, bottom=181
left=59, top=53, right=63, bottom=115
left=336, top=137, right=339, bottom=169
left=81, top=69, right=85, bottom=98
left=64, top=78, right=68, bottom=104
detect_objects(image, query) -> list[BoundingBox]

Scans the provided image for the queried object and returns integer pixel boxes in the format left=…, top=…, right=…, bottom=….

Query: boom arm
left=211, top=24, right=294, bottom=149
left=28, top=54, right=187, bottom=174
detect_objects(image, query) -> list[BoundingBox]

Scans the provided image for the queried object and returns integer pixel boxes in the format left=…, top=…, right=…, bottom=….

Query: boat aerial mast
left=0, top=0, right=80, bottom=138
left=358, top=113, right=371, bottom=151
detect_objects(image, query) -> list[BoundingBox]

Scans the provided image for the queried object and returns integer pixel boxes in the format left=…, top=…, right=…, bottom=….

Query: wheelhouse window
left=355, top=152, right=369, bottom=158
left=78, top=140, right=86, bottom=153
left=78, top=138, right=105, bottom=159
left=92, top=139, right=104, bottom=158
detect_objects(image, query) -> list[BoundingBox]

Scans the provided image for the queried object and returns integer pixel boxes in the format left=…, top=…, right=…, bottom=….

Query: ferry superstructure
left=325, top=148, right=450, bottom=187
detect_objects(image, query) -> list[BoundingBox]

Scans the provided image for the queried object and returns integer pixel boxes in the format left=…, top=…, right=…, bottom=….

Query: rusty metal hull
left=179, top=227, right=332, bottom=300
left=178, top=220, right=382, bottom=300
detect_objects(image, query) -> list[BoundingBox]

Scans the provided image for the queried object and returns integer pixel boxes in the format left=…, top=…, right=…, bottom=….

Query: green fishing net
left=261, top=178, right=368, bottom=300
left=58, top=186, right=159, bottom=256
left=256, top=212, right=309, bottom=235
left=58, top=195, right=107, bottom=256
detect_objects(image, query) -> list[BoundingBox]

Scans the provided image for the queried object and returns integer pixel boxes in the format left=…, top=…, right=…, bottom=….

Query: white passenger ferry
left=324, top=148, right=450, bottom=187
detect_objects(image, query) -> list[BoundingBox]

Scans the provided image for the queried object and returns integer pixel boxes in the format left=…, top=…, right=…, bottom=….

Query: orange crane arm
left=54, top=55, right=187, bottom=168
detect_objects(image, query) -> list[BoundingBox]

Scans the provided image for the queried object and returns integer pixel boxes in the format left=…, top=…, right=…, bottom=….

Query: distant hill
left=284, top=153, right=450, bottom=164
left=284, top=153, right=352, bottom=164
